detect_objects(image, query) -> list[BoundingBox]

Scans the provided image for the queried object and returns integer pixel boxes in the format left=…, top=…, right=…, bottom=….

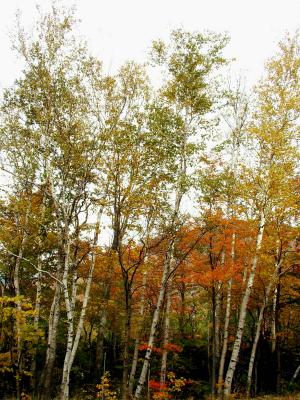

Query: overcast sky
left=1, top=0, right=300, bottom=90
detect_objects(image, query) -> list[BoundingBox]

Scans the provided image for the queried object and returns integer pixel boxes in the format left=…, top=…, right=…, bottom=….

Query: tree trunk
left=113, top=332, right=117, bottom=363
left=128, top=338, right=140, bottom=396
left=59, top=209, right=102, bottom=399
left=215, top=250, right=224, bottom=372
left=271, top=287, right=277, bottom=354
left=178, top=280, right=186, bottom=337
left=275, top=276, right=282, bottom=394
left=134, top=133, right=185, bottom=399
left=31, top=267, right=42, bottom=393
left=215, top=282, right=221, bottom=365
left=31, top=197, right=46, bottom=394
left=246, top=257, right=282, bottom=397
left=39, top=280, right=61, bottom=400
left=128, top=272, right=147, bottom=396
left=246, top=304, right=264, bottom=398
left=223, top=212, right=265, bottom=398
left=40, top=164, right=63, bottom=400
left=59, top=235, right=73, bottom=400
left=218, top=278, right=232, bottom=398
left=289, top=365, right=300, bottom=387
left=122, top=295, right=132, bottom=400
left=134, top=243, right=174, bottom=399
left=14, top=207, right=30, bottom=400
left=95, top=311, right=107, bottom=381
left=218, top=233, right=235, bottom=398
left=211, top=284, right=217, bottom=397
left=160, top=274, right=173, bottom=389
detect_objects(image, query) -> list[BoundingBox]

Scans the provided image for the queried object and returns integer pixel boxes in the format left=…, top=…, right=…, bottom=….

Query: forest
left=0, top=3, right=300, bottom=400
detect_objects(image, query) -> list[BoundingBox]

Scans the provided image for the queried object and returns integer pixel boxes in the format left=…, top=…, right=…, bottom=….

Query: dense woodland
left=0, top=4, right=300, bottom=400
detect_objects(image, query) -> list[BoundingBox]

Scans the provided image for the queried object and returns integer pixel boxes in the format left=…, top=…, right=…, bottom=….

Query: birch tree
left=1, top=5, right=106, bottom=399
left=223, top=33, right=300, bottom=398
left=216, top=78, right=249, bottom=397
left=97, top=61, right=175, bottom=400
left=134, top=29, right=228, bottom=399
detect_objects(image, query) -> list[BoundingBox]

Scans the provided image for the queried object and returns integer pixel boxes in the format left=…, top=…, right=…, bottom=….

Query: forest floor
left=249, top=395, right=300, bottom=400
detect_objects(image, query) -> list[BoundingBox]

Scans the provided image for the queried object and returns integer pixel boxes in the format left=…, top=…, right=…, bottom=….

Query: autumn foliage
left=0, top=4, right=300, bottom=400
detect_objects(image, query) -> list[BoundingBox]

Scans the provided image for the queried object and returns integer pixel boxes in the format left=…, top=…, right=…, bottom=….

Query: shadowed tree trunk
left=128, top=272, right=147, bottom=396
left=39, top=281, right=61, bottom=400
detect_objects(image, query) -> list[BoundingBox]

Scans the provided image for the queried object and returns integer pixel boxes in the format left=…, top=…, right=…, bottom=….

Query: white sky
left=1, top=0, right=300, bottom=90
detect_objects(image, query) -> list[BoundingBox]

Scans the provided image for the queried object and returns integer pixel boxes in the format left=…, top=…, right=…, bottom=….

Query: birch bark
left=160, top=273, right=173, bottom=388
left=133, top=242, right=175, bottom=399
left=59, top=208, right=103, bottom=399
left=39, top=280, right=61, bottom=400
left=223, top=211, right=265, bottom=398
left=30, top=267, right=42, bottom=392
left=218, top=234, right=235, bottom=398
left=246, top=255, right=283, bottom=396
left=271, top=287, right=277, bottom=354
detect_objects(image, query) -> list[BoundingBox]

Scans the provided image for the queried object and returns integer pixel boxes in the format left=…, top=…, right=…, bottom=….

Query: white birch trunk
left=246, top=300, right=266, bottom=397
left=34, top=265, right=42, bottom=326
left=59, top=236, right=73, bottom=400
left=246, top=257, right=282, bottom=396
left=218, top=278, right=232, bottom=397
left=223, top=212, right=265, bottom=398
left=39, top=280, right=61, bottom=400
left=290, top=365, right=300, bottom=387
left=134, top=244, right=174, bottom=399
left=271, top=287, right=277, bottom=354
left=128, top=339, right=140, bottom=396
left=215, top=281, right=222, bottom=362
left=214, top=249, right=225, bottom=396
left=31, top=266, right=42, bottom=391
left=40, top=163, right=64, bottom=399
left=160, top=273, right=173, bottom=388
left=59, top=208, right=102, bottom=399
left=218, top=233, right=235, bottom=397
